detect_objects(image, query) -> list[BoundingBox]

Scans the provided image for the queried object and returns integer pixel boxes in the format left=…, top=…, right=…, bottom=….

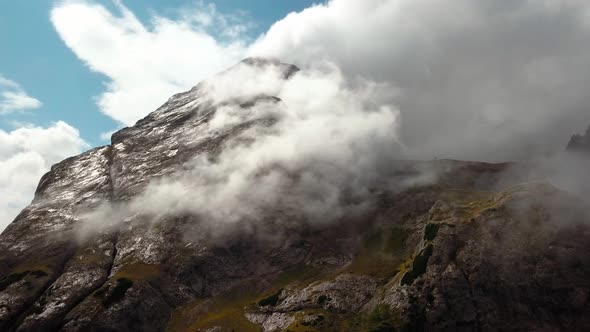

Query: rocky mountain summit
left=1, top=59, right=590, bottom=332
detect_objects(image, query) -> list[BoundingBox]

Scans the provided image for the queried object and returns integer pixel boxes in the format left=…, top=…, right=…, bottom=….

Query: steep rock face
left=1, top=59, right=589, bottom=331
left=242, top=184, right=590, bottom=332
left=373, top=184, right=590, bottom=331
left=0, top=146, right=113, bottom=331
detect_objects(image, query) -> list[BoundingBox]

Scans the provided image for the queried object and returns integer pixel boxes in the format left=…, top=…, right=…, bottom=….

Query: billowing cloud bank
left=53, top=0, right=590, bottom=161
left=250, top=0, right=590, bottom=161
left=47, top=0, right=590, bottom=238
left=0, top=122, right=88, bottom=230
left=80, top=61, right=436, bottom=238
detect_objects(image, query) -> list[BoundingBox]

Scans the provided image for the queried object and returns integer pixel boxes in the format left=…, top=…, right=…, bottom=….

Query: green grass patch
left=0, top=269, right=49, bottom=292
left=166, top=266, right=322, bottom=332
left=365, top=304, right=397, bottom=332
left=437, top=184, right=553, bottom=222
left=287, top=312, right=336, bottom=332
left=439, top=188, right=492, bottom=205
left=92, top=263, right=159, bottom=308
left=113, top=263, right=160, bottom=280
left=273, top=264, right=320, bottom=286
left=347, top=304, right=399, bottom=332
left=346, top=227, right=410, bottom=279
left=11, top=263, right=51, bottom=274
left=165, top=285, right=260, bottom=332
left=364, top=227, right=409, bottom=253
left=384, top=228, right=410, bottom=253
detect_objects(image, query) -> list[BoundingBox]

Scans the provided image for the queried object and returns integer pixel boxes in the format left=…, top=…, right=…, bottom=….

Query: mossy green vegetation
left=89, top=263, right=158, bottom=309
left=347, top=304, right=399, bottom=332
left=273, top=264, right=319, bottom=286
left=113, top=263, right=160, bottom=280
left=0, top=269, right=49, bottom=292
left=166, top=265, right=322, bottom=332
left=165, top=285, right=260, bottom=332
left=12, top=263, right=52, bottom=274
left=384, top=228, right=410, bottom=253
left=435, top=183, right=555, bottom=222
left=434, top=188, right=496, bottom=221
left=75, top=251, right=108, bottom=265
left=364, top=304, right=397, bottom=332
left=285, top=309, right=330, bottom=332
left=346, top=227, right=410, bottom=279
left=281, top=306, right=403, bottom=332
left=439, top=188, right=492, bottom=205
left=400, top=244, right=433, bottom=286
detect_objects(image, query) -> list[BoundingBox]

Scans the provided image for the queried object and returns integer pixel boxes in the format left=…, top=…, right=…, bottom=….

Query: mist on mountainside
left=2, top=0, right=590, bottom=331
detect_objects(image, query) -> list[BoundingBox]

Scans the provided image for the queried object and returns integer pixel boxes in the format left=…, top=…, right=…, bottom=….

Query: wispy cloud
left=51, top=0, right=249, bottom=126
left=0, top=75, right=42, bottom=114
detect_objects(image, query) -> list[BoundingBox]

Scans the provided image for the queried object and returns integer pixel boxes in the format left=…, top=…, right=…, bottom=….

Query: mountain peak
left=1, top=61, right=590, bottom=332
left=238, top=56, right=300, bottom=79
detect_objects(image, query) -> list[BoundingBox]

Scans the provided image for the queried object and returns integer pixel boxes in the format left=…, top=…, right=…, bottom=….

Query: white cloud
left=99, top=128, right=118, bottom=141
left=51, top=0, right=590, bottom=161
left=80, top=62, right=421, bottom=238
left=50, top=0, right=249, bottom=126
left=0, top=121, right=88, bottom=231
left=0, top=75, right=42, bottom=113
left=250, top=0, right=590, bottom=161
left=44, top=0, right=590, bottom=238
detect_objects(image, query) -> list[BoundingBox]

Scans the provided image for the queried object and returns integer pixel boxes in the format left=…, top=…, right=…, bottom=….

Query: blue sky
left=0, top=0, right=318, bottom=147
